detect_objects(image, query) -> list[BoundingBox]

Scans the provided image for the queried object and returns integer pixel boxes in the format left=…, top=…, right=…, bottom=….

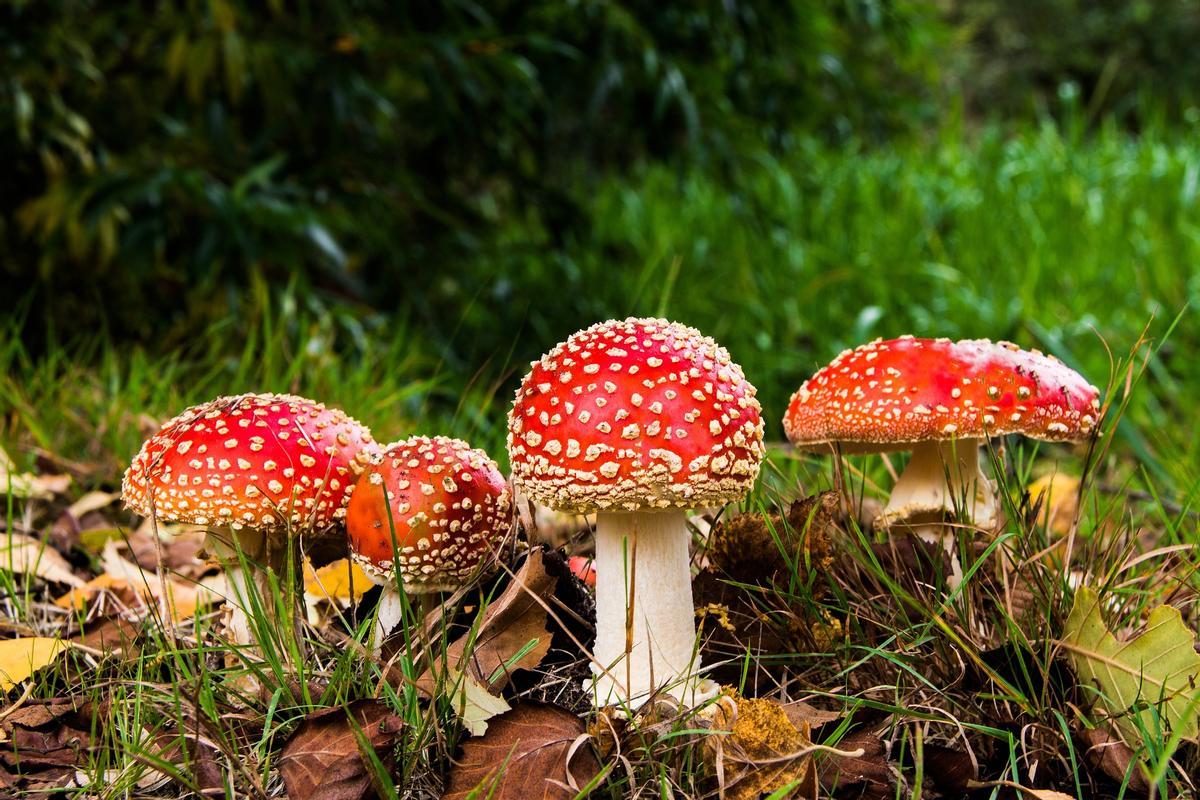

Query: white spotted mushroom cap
left=345, top=436, right=512, bottom=593
left=784, top=336, right=1102, bottom=453
left=507, top=317, right=766, bottom=514
left=121, top=393, right=379, bottom=532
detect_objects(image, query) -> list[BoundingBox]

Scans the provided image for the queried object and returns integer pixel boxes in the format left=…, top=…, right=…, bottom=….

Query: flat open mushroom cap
left=508, top=317, right=765, bottom=513
left=784, top=336, right=1101, bottom=453
left=346, top=436, right=512, bottom=593
left=122, top=393, right=378, bottom=531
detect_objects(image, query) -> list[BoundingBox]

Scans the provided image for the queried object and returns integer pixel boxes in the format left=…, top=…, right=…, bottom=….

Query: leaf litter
left=2, top=434, right=1199, bottom=798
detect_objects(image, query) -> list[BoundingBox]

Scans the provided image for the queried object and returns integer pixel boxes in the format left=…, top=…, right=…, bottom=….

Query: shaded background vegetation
left=3, top=0, right=1199, bottom=486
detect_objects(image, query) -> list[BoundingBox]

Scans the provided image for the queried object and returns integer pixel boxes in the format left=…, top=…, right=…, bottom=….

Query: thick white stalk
left=590, top=510, right=714, bottom=708
left=879, top=439, right=998, bottom=588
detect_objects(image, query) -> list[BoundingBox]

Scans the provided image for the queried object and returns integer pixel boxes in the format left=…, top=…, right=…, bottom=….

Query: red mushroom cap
left=345, top=436, right=512, bottom=593
left=122, top=393, right=378, bottom=531
left=784, top=336, right=1102, bottom=452
left=508, top=317, right=765, bottom=513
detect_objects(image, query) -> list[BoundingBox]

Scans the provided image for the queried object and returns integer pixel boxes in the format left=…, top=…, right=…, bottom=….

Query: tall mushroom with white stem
left=784, top=336, right=1101, bottom=587
left=122, top=393, right=378, bottom=677
left=508, top=318, right=765, bottom=708
left=345, top=436, right=512, bottom=650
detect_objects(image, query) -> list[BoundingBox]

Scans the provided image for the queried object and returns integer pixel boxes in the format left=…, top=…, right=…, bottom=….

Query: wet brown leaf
left=921, top=743, right=975, bottom=794
left=815, top=730, right=892, bottom=798
left=278, top=699, right=404, bottom=800
left=445, top=702, right=600, bottom=800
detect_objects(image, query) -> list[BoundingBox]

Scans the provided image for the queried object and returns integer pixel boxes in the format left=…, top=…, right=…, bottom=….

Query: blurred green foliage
left=3, top=0, right=1198, bottom=391
left=2, top=0, right=937, bottom=347
left=950, top=0, right=1200, bottom=124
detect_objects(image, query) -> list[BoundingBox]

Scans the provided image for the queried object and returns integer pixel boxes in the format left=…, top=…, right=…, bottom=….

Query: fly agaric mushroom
left=122, top=393, right=377, bottom=668
left=346, top=436, right=512, bottom=646
left=508, top=318, right=765, bottom=707
left=784, top=336, right=1100, bottom=585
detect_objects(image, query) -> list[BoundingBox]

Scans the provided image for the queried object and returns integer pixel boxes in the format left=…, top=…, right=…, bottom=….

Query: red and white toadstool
left=784, top=336, right=1100, bottom=585
left=508, top=318, right=765, bottom=707
left=122, top=393, right=378, bottom=664
left=346, top=436, right=513, bottom=645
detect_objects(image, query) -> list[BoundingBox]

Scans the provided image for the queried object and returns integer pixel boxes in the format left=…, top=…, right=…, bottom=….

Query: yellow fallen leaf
left=0, top=533, right=85, bottom=587
left=1028, top=472, right=1081, bottom=537
left=0, top=638, right=68, bottom=691
left=303, top=558, right=371, bottom=602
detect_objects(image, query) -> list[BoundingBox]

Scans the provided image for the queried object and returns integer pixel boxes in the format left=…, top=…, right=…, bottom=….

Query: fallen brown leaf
left=0, top=533, right=84, bottom=587
left=418, top=549, right=558, bottom=695
left=920, top=742, right=975, bottom=795
left=815, top=729, right=892, bottom=797
left=0, top=697, right=93, bottom=792
left=278, top=699, right=404, bottom=800
left=445, top=702, right=600, bottom=800
left=1080, top=726, right=1151, bottom=794
left=73, top=615, right=141, bottom=653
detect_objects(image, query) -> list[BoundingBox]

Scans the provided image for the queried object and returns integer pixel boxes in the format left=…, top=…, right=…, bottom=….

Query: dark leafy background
left=3, top=0, right=1199, bottom=471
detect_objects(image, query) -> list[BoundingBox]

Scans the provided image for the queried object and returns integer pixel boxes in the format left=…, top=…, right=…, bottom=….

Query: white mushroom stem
left=591, top=509, right=714, bottom=708
left=878, top=439, right=999, bottom=588
left=204, top=528, right=300, bottom=671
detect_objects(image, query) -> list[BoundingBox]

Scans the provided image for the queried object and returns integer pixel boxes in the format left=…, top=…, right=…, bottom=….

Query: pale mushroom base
left=588, top=510, right=718, bottom=709
left=875, top=439, right=1000, bottom=588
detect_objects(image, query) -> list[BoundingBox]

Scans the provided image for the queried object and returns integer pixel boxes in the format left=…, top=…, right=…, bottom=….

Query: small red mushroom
left=784, top=337, right=1101, bottom=585
left=346, top=435, right=512, bottom=644
left=122, top=393, right=378, bottom=672
left=567, top=555, right=597, bottom=588
left=508, top=317, right=765, bottom=707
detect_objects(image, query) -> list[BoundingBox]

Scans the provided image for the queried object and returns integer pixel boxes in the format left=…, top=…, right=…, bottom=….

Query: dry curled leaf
left=445, top=702, right=600, bottom=800
left=418, top=549, right=558, bottom=696
left=278, top=699, right=404, bottom=800
left=0, top=533, right=84, bottom=587
left=0, top=697, right=93, bottom=791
